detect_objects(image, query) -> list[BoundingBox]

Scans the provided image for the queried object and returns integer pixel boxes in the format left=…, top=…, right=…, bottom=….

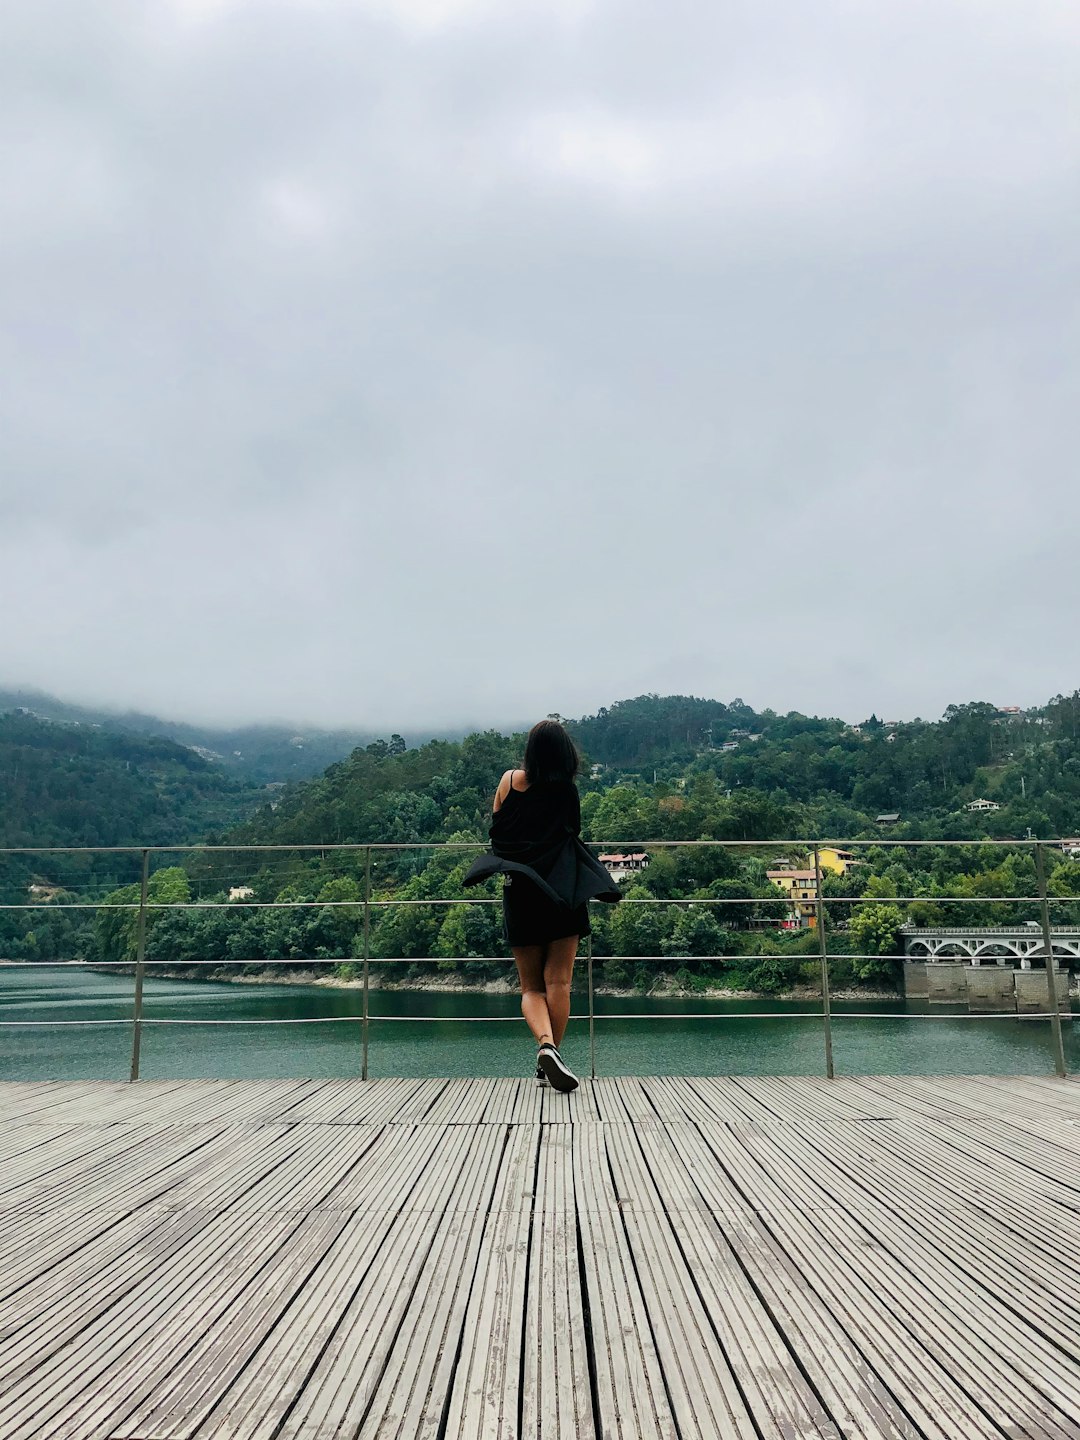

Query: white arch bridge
left=901, top=925, right=1080, bottom=968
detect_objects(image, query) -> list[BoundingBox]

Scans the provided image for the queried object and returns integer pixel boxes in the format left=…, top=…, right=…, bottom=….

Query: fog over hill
left=0, top=685, right=481, bottom=784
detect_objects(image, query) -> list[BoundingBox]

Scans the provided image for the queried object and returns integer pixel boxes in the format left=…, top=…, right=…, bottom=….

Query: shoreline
left=58, top=961, right=901, bottom=1004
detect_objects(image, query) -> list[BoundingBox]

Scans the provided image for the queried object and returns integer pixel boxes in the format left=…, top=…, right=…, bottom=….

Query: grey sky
left=2, top=0, right=1078, bottom=730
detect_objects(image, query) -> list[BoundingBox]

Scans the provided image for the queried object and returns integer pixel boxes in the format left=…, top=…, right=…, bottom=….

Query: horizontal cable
left=3, top=894, right=1080, bottom=911
left=364, top=1010, right=1078, bottom=1023
left=0, top=1017, right=357, bottom=1027
left=0, top=1019, right=136, bottom=1027
left=0, top=1011, right=1073, bottom=1028
left=0, top=953, right=1074, bottom=968
left=1, top=838, right=1077, bottom=855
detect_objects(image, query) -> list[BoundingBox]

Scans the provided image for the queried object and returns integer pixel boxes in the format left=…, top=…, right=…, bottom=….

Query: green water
left=1, top=966, right=1076, bottom=1082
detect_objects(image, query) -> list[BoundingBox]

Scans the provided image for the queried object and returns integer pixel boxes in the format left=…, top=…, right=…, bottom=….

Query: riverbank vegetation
left=5, top=690, right=1080, bottom=993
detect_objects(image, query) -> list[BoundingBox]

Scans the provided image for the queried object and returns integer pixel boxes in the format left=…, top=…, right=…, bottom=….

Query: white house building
left=598, top=852, right=650, bottom=882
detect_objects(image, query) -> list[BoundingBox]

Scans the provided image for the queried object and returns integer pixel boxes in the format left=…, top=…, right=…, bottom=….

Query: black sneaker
left=537, top=1043, right=579, bottom=1093
left=534, top=1061, right=548, bottom=1088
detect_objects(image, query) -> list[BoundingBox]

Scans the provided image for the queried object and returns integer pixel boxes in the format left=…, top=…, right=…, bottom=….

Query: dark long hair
left=523, top=719, right=579, bottom=786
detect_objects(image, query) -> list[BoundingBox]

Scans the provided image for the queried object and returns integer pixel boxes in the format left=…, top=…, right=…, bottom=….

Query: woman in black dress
left=464, top=720, right=620, bottom=1090
left=463, top=719, right=620, bottom=1091
left=493, top=723, right=587, bottom=1090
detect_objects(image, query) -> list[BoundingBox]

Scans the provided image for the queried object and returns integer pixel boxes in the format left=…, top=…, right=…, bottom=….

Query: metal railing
left=0, top=838, right=1076, bottom=1081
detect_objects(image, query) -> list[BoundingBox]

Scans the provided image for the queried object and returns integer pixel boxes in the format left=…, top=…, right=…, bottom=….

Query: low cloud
left=1, top=0, right=1078, bottom=727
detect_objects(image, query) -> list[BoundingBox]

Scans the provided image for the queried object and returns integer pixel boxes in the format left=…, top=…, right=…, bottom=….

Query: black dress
left=498, top=780, right=590, bottom=945
left=462, top=775, right=621, bottom=944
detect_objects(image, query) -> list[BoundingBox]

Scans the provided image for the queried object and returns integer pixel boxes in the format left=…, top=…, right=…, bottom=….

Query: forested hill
left=0, top=711, right=265, bottom=849
left=230, top=690, right=1080, bottom=849
left=10, top=689, right=1080, bottom=982
left=8, top=689, right=1080, bottom=853
left=0, top=687, right=457, bottom=783
left=569, top=695, right=758, bottom=766
left=66, top=688, right=1080, bottom=994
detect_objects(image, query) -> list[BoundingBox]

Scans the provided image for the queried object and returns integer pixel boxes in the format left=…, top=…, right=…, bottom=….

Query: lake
left=1, top=965, right=1076, bottom=1082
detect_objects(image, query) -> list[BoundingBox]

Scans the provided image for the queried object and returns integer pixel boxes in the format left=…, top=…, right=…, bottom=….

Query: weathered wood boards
left=0, top=1074, right=1078, bottom=1438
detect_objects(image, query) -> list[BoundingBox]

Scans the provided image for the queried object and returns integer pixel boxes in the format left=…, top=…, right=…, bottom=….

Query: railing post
left=129, top=848, right=150, bottom=1083
left=813, top=846, right=835, bottom=1079
left=361, top=846, right=371, bottom=1081
left=587, top=932, right=596, bottom=1080
left=1036, top=843, right=1067, bottom=1078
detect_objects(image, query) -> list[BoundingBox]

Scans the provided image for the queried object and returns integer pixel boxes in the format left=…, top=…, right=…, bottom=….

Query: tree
left=661, top=908, right=726, bottom=963
left=848, top=903, right=903, bottom=981
left=849, top=902, right=902, bottom=955
left=607, top=884, right=675, bottom=959
left=95, top=866, right=191, bottom=965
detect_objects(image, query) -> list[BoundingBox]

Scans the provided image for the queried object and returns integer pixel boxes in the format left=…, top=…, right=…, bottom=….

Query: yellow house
left=765, top=869, right=818, bottom=927
left=815, top=845, right=860, bottom=877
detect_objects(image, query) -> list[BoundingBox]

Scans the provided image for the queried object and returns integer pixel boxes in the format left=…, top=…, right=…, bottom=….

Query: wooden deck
left=2, top=1075, right=1080, bottom=1439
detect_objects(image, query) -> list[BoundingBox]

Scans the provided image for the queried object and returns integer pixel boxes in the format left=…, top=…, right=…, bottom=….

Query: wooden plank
left=604, top=1119, right=830, bottom=1438
left=0, top=1123, right=77, bottom=1167
left=279, top=1077, right=417, bottom=1126
left=608, top=1075, right=660, bottom=1123
left=440, top=1123, right=540, bottom=1438
left=709, top=1121, right=1080, bottom=1437
left=0, top=1206, right=142, bottom=1297
left=175, top=1131, right=487, bottom=1439
left=0, top=1127, right=112, bottom=1193
left=382, top=1077, right=451, bottom=1123
left=189, top=1208, right=411, bottom=1440
left=314, top=1126, right=447, bottom=1212
left=306, top=1125, right=507, bottom=1439
left=857, top=1116, right=1080, bottom=1263
left=478, top=1075, right=524, bottom=1124
left=675, top=1122, right=1008, bottom=1440
left=0, top=1123, right=236, bottom=1220
left=572, top=1121, right=677, bottom=1439
left=519, top=1125, right=595, bottom=1440
left=0, top=1082, right=184, bottom=1126
left=946, top=1113, right=1080, bottom=1188
left=884, top=1114, right=1080, bottom=1220
left=3, top=1075, right=1080, bottom=1440
left=588, top=1077, right=635, bottom=1122
left=0, top=1124, right=157, bottom=1205
left=422, top=1076, right=497, bottom=1126
left=0, top=1208, right=210, bottom=1385
left=0, top=1210, right=302, bottom=1439
left=132, top=1126, right=321, bottom=1214
left=687, top=1076, right=780, bottom=1124
left=208, top=1124, right=381, bottom=1214
left=794, top=1117, right=1080, bottom=1352
left=88, top=1212, right=351, bottom=1440
left=644, top=1122, right=922, bottom=1438
left=926, top=1075, right=1080, bottom=1123
left=273, top=1125, right=505, bottom=1439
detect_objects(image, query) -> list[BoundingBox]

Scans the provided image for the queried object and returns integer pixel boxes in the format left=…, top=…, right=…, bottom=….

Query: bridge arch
left=902, top=925, right=1080, bottom=968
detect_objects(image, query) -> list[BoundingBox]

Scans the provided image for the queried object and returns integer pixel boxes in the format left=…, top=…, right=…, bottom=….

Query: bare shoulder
left=493, top=768, right=517, bottom=812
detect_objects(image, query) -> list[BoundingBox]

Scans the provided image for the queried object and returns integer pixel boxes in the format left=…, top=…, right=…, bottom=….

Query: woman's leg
left=543, top=935, right=579, bottom=1048
left=512, top=946, right=553, bottom=1044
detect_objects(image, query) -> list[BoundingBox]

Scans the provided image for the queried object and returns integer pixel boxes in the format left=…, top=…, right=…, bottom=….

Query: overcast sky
left=2, top=0, right=1078, bottom=731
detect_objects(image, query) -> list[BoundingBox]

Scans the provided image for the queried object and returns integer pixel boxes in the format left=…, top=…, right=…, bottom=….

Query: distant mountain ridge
left=0, top=686, right=470, bottom=784
left=0, top=709, right=263, bottom=851
left=6, top=683, right=1080, bottom=856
